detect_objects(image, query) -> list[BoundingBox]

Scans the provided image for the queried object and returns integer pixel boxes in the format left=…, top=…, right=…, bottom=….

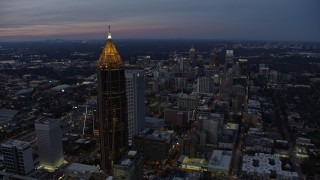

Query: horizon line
left=1, top=38, right=320, bottom=43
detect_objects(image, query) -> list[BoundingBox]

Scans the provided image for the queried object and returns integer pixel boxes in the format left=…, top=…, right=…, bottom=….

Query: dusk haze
left=1, top=0, right=319, bottom=41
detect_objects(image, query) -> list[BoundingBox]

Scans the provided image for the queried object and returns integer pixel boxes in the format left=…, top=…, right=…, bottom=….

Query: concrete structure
left=145, top=117, right=164, bottom=129
left=0, top=108, right=18, bottom=128
left=125, top=70, right=145, bottom=141
left=189, top=45, right=196, bottom=65
left=238, top=59, right=248, bottom=75
left=62, top=163, right=103, bottom=180
left=164, top=107, right=193, bottom=126
left=269, top=70, right=278, bottom=83
left=201, top=117, right=219, bottom=144
left=0, top=171, right=37, bottom=180
left=242, top=153, right=298, bottom=180
left=207, top=150, right=232, bottom=175
left=174, top=77, right=187, bottom=90
left=225, top=50, right=234, bottom=68
left=218, top=123, right=239, bottom=150
left=114, top=151, right=143, bottom=180
left=35, top=118, right=64, bottom=172
left=197, top=77, right=214, bottom=94
left=178, top=94, right=199, bottom=110
left=1, top=140, right=34, bottom=175
left=51, top=84, right=72, bottom=92
left=209, top=50, right=219, bottom=67
left=182, top=132, right=198, bottom=158
left=133, top=128, right=174, bottom=161
left=245, top=135, right=273, bottom=153
left=178, top=150, right=232, bottom=176
left=199, top=113, right=224, bottom=145
left=178, top=156, right=207, bottom=172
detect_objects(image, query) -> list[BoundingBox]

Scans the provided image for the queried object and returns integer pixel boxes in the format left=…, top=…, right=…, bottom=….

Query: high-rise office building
left=97, top=26, right=128, bottom=174
left=210, top=50, right=220, bottom=67
left=1, top=140, right=34, bottom=175
left=125, top=70, right=145, bottom=141
left=189, top=45, right=196, bottom=65
left=238, top=59, right=248, bottom=75
left=225, top=50, right=234, bottom=68
left=197, top=77, right=214, bottom=93
left=35, top=118, right=64, bottom=172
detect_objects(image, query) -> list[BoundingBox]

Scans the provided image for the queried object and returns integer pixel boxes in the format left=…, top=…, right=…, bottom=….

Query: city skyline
left=1, top=0, right=319, bottom=42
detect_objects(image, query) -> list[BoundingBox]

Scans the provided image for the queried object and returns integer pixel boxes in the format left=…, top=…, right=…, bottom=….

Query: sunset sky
left=0, top=0, right=319, bottom=41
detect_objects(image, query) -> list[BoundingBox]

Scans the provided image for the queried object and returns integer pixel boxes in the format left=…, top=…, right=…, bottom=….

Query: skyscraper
left=125, top=70, right=145, bottom=141
left=225, top=50, right=234, bottom=68
left=238, top=59, right=249, bottom=76
left=35, top=118, right=64, bottom=172
left=210, top=49, right=220, bottom=67
left=189, top=45, right=196, bottom=65
left=97, top=26, right=128, bottom=174
left=1, top=140, right=34, bottom=175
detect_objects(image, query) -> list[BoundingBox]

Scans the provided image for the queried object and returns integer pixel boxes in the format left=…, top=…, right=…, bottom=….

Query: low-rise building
left=207, top=150, right=232, bottom=175
left=114, top=151, right=143, bottom=180
left=177, top=150, right=232, bottom=176
left=62, top=163, right=104, bottom=180
left=241, top=153, right=298, bottom=180
left=133, top=128, right=174, bottom=161
left=1, top=140, right=34, bottom=175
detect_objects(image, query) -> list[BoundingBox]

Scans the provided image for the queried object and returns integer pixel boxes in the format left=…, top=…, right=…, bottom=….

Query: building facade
left=225, top=50, right=234, bottom=68
left=189, top=45, right=196, bottom=65
left=35, top=118, right=64, bottom=172
left=125, top=70, right=145, bottom=141
left=97, top=27, right=128, bottom=174
left=197, top=77, right=214, bottom=93
left=1, top=140, right=34, bottom=175
left=114, top=151, right=143, bottom=180
left=133, top=128, right=174, bottom=161
left=178, top=94, right=200, bottom=110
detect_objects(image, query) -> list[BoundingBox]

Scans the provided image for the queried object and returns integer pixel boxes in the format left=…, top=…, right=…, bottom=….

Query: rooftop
left=35, top=118, right=59, bottom=125
left=242, top=153, right=298, bottom=178
left=51, top=84, right=71, bottom=91
left=207, top=150, right=232, bottom=171
left=0, top=108, right=18, bottom=123
left=138, top=128, right=174, bottom=141
left=116, top=151, right=141, bottom=168
left=1, top=139, right=31, bottom=150
left=66, top=163, right=99, bottom=173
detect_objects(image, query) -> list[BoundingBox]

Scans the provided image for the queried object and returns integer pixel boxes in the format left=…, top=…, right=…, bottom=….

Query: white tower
left=35, top=118, right=64, bottom=172
left=125, top=70, right=145, bottom=142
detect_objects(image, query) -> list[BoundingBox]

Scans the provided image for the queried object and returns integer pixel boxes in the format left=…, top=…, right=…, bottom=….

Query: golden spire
left=107, top=25, right=112, bottom=39
left=98, top=26, right=123, bottom=69
left=189, top=44, right=195, bottom=52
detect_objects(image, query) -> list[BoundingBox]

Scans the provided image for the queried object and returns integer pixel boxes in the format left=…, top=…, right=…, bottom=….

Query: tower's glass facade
left=97, top=27, right=128, bottom=175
